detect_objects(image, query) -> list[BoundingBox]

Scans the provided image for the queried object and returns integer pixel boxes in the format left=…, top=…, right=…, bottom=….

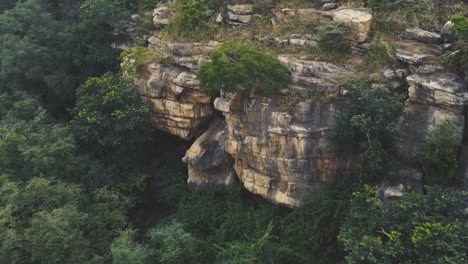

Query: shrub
left=418, top=120, right=461, bottom=184
left=331, top=78, right=404, bottom=179
left=119, top=47, right=171, bottom=75
left=166, top=0, right=209, bottom=36
left=339, top=186, right=468, bottom=263
left=198, top=43, right=290, bottom=96
left=365, top=37, right=396, bottom=71
left=317, top=21, right=351, bottom=54
left=450, top=14, right=468, bottom=64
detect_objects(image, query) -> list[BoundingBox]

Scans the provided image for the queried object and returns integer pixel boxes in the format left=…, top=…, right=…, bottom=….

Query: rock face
left=126, top=0, right=468, bottom=206
left=333, top=9, right=372, bottom=42
left=213, top=55, right=356, bottom=207
left=396, top=35, right=468, bottom=162
left=132, top=37, right=220, bottom=140
left=182, top=119, right=237, bottom=189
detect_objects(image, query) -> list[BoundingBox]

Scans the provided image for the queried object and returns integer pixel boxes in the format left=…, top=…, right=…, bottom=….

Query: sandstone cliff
left=121, top=1, right=468, bottom=206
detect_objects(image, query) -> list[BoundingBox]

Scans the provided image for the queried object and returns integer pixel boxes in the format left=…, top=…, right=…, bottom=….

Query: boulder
left=153, top=6, right=170, bottom=27
left=403, top=28, right=442, bottom=44
left=441, top=21, right=456, bottom=43
left=333, top=9, right=372, bottom=42
left=322, top=3, right=338, bottom=10
left=183, top=119, right=237, bottom=190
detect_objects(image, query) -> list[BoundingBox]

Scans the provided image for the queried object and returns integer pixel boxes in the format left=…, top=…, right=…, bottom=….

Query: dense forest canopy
left=0, top=0, right=467, bottom=263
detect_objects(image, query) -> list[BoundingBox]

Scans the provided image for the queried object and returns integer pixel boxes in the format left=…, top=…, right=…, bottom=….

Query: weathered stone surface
left=227, top=4, right=254, bottom=15
left=224, top=4, right=254, bottom=25
left=404, top=28, right=442, bottom=44
left=131, top=37, right=220, bottom=139
left=227, top=12, right=252, bottom=24
left=153, top=6, right=170, bottom=26
left=216, top=95, right=355, bottom=207
left=211, top=55, right=357, bottom=207
left=333, top=9, right=372, bottom=42
left=398, top=102, right=464, bottom=160
left=395, top=40, right=443, bottom=66
left=407, top=70, right=468, bottom=112
left=441, top=21, right=456, bottom=43
left=323, top=3, right=338, bottom=10
left=183, top=119, right=237, bottom=189
left=278, top=55, right=354, bottom=93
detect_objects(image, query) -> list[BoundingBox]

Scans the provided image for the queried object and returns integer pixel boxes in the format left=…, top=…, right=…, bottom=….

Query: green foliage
left=450, top=14, right=468, bottom=65
left=339, top=186, right=468, bottom=263
left=198, top=43, right=290, bottom=96
left=0, top=0, right=130, bottom=115
left=365, top=37, right=396, bottom=71
left=0, top=176, right=129, bottom=264
left=111, top=229, right=150, bottom=264
left=71, top=73, right=151, bottom=158
left=331, top=78, right=404, bottom=179
left=280, top=178, right=357, bottom=263
left=139, top=0, right=159, bottom=10
left=216, top=222, right=284, bottom=264
left=165, top=0, right=209, bottom=37
left=120, top=47, right=172, bottom=75
left=147, top=221, right=205, bottom=264
left=419, top=120, right=461, bottom=184
left=317, top=21, right=351, bottom=55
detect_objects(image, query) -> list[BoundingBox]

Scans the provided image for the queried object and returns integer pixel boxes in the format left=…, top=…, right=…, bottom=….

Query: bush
left=317, top=21, right=351, bottom=54
left=365, top=37, right=396, bottom=71
left=71, top=73, right=151, bottom=158
left=166, top=0, right=208, bottom=35
left=418, top=120, right=461, bottom=184
left=198, top=43, right=290, bottom=96
left=331, top=78, right=404, bottom=179
left=450, top=14, right=468, bottom=64
left=339, top=186, right=468, bottom=263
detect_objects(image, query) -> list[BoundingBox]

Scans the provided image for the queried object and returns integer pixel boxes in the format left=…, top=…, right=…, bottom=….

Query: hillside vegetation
left=0, top=0, right=467, bottom=263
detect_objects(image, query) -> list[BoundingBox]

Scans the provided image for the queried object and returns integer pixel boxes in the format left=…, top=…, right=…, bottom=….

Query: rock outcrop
left=182, top=119, right=237, bottom=190
left=213, top=55, right=356, bottom=207
left=132, top=37, right=220, bottom=139
left=126, top=0, right=468, bottom=206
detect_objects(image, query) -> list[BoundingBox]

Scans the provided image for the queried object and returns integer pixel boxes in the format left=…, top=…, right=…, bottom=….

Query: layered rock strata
left=132, top=37, right=220, bottom=139
left=213, top=55, right=356, bottom=206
